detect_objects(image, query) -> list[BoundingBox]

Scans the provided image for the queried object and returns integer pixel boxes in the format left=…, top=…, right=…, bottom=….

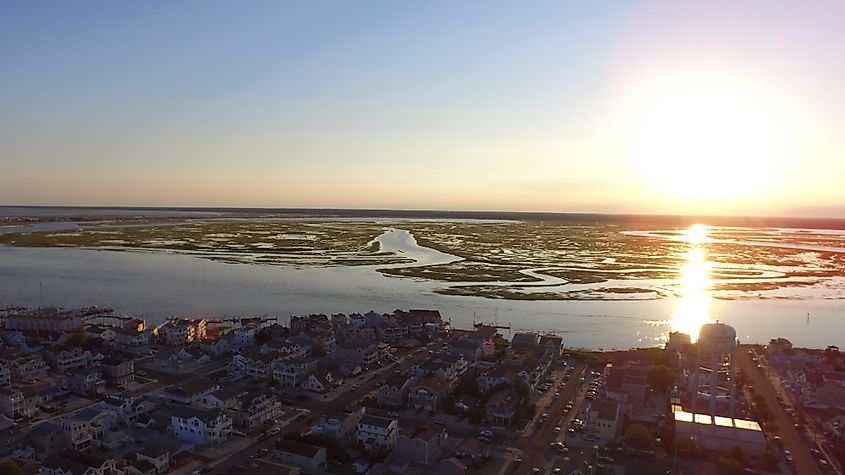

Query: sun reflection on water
left=672, top=224, right=714, bottom=342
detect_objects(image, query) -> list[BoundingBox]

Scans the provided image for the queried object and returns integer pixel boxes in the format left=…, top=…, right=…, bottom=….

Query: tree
left=752, top=394, right=773, bottom=421
left=311, top=345, right=326, bottom=357
left=255, top=329, right=272, bottom=345
left=65, top=333, right=98, bottom=350
left=493, top=336, right=511, bottom=348
left=647, top=364, right=676, bottom=393
left=453, top=372, right=481, bottom=398
left=623, top=424, right=655, bottom=450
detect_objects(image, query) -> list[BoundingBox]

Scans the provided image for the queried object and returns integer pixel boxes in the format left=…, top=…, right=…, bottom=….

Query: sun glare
left=672, top=224, right=714, bottom=342
left=630, top=72, right=789, bottom=204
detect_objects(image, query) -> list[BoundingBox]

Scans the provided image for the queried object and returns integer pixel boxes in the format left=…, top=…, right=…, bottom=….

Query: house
left=28, top=422, right=65, bottom=458
left=0, top=387, right=28, bottom=419
left=99, top=395, right=154, bottom=427
left=377, top=374, right=412, bottom=408
left=171, top=408, right=232, bottom=446
left=262, top=323, right=288, bottom=340
left=357, top=413, right=398, bottom=450
left=768, top=338, right=794, bottom=357
left=501, top=354, right=549, bottom=389
left=412, top=361, right=457, bottom=384
left=113, top=327, right=151, bottom=356
left=446, top=338, right=483, bottom=361
left=233, top=325, right=258, bottom=349
left=261, top=338, right=305, bottom=357
left=318, top=408, right=363, bottom=443
left=0, top=362, right=11, bottom=386
left=274, top=356, right=319, bottom=387
left=135, top=447, right=171, bottom=474
left=485, top=389, right=520, bottom=428
left=161, top=377, right=220, bottom=407
left=59, top=411, right=95, bottom=451
left=5, top=353, right=49, bottom=383
left=437, top=354, right=469, bottom=377
left=301, top=372, right=337, bottom=393
left=300, top=329, right=336, bottom=355
left=586, top=401, right=620, bottom=444
left=812, top=382, right=845, bottom=410
left=232, top=350, right=287, bottom=381
left=227, top=390, right=279, bottom=432
left=68, top=367, right=105, bottom=396
left=332, top=340, right=379, bottom=369
left=100, top=356, right=134, bottom=387
left=407, top=376, right=449, bottom=412
left=0, top=427, right=23, bottom=460
left=200, top=336, right=231, bottom=357
left=198, top=387, right=246, bottom=410
left=394, top=423, right=447, bottom=464
left=477, top=367, right=518, bottom=392
left=64, top=407, right=118, bottom=449
left=0, top=383, right=56, bottom=419
left=40, top=450, right=117, bottom=475
left=124, top=458, right=158, bottom=475
left=510, top=332, right=539, bottom=352
left=44, top=346, right=92, bottom=373
left=158, top=319, right=206, bottom=346
left=350, top=313, right=367, bottom=328
left=376, top=320, right=405, bottom=343
left=538, top=334, right=564, bottom=362
left=275, top=440, right=327, bottom=475
left=177, top=346, right=209, bottom=363
left=605, top=365, right=648, bottom=406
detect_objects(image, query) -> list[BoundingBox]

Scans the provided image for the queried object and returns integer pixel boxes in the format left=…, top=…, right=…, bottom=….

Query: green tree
left=752, top=394, right=773, bottom=421
left=647, top=364, right=676, bottom=393
left=623, top=424, right=655, bottom=450
left=453, top=372, right=481, bottom=398
left=65, top=333, right=97, bottom=350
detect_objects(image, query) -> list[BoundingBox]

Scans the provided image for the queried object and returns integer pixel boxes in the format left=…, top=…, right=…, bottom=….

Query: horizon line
left=3, top=204, right=845, bottom=227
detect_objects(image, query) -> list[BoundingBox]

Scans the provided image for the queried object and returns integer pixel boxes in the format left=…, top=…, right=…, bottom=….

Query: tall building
left=690, top=322, right=737, bottom=417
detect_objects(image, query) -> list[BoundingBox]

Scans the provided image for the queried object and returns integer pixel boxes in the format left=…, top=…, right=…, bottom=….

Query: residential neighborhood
left=0, top=307, right=841, bottom=474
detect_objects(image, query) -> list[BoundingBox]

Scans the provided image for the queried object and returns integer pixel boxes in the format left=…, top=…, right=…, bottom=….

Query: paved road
left=738, top=350, right=821, bottom=475
left=512, top=362, right=586, bottom=474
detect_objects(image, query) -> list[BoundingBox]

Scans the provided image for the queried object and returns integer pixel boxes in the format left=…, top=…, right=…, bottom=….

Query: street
left=738, top=349, right=822, bottom=475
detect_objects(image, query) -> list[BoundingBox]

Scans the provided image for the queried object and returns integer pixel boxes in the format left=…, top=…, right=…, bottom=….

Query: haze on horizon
left=1, top=1, right=843, bottom=218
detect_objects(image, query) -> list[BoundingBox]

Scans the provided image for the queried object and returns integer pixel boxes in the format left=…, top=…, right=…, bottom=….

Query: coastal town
left=0, top=306, right=842, bottom=475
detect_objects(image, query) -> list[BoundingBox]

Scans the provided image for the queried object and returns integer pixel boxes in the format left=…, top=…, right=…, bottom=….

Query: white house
left=170, top=408, right=232, bottom=446
left=357, top=414, right=398, bottom=450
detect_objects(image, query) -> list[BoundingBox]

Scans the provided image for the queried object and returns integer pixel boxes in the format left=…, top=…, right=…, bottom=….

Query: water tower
left=690, top=322, right=737, bottom=416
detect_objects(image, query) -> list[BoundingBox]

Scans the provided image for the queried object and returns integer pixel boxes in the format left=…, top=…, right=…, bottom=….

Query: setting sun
left=630, top=72, right=791, bottom=204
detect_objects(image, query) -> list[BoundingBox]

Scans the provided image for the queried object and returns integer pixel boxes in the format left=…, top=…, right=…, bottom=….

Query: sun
left=629, top=72, right=788, bottom=203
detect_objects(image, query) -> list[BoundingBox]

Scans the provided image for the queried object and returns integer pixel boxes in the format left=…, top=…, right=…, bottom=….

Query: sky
left=1, top=1, right=843, bottom=217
